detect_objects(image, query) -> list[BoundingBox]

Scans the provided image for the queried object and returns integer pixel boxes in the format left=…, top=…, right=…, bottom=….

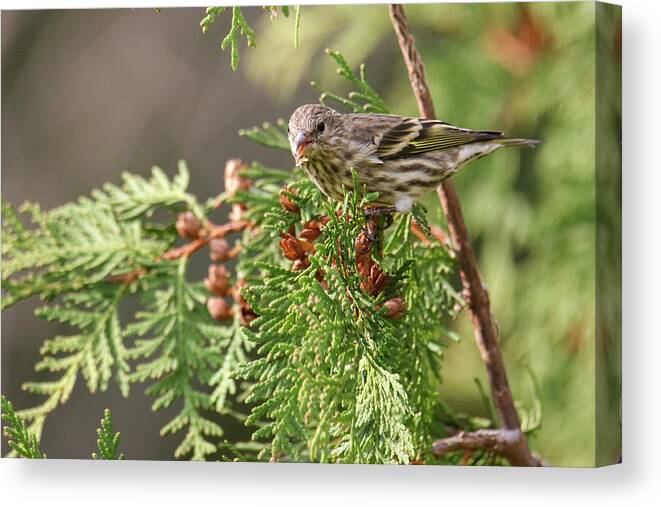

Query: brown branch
left=162, top=221, right=249, bottom=260
left=410, top=220, right=450, bottom=246
left=388, top=3, right=540, bottom=467
left=109, top=220, right=249, bottom=284
left=433, top=429, right=542, bottom=466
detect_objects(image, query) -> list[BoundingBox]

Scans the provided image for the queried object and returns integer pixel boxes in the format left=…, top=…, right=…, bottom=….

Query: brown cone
left=176, top=212, right=201, bottom=240
left=279, top=186, right=300, bottom=213
left=205, top=264, right=232, bottom=297
left=383, top=297, right=406, bottom=319
left=209, top=238, right=232, bottom=262
left=207, top=297, right=233, bottom=321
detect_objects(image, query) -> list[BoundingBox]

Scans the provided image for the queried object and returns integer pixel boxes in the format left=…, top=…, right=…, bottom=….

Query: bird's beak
left=293, top=131, right=309, bottom=163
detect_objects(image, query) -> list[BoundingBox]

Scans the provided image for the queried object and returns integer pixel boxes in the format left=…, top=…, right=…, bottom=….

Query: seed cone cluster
left=191, top=164, right=407, bottom=324
left=279, top=186, right=300, bottom=214
left=355, top=226, right=405, bottom=319
left=196, top=159, right=257, bottom=324
left=176, top=211, right=201, bottom=240
left=209, top=238, right=232, bottom=261
left=277, top=187, right=328, bottom=285
left=278, top=188, right=405, bottom=320
left=225, top=159, right=253, bottom=224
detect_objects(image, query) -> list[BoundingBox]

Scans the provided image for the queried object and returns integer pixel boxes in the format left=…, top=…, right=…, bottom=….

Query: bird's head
left=288, top=104, right=339, bottom=165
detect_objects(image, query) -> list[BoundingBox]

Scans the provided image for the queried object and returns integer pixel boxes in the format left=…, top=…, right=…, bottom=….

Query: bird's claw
left=361, top=207, right=397, bottom=244
left=364, top=206, right=397, bottom=218
left=362, top=224, right=380, bottom=243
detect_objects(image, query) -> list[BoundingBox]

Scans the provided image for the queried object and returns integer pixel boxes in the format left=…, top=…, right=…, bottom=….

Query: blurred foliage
left=200, top=5, right=301, bottom=70
left=595, top=2, right=622, bottom=465
left=1, top=397, right=122, bottom=460
left=92, top=408, right=124, bottom=460
left=246, top=2, right=599, bottom=466
left=1, top=395, right=45, bottom=458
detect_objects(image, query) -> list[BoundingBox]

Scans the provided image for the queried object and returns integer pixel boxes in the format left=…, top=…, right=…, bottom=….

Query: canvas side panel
left=595, top=1, right=622, bottom=467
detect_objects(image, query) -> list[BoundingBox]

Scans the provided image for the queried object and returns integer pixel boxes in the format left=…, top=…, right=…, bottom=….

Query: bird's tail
left=494, top=137, right=542, bottom=148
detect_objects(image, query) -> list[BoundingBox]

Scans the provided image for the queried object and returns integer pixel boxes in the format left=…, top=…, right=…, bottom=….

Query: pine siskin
left=288, top=104, right=539, bottom=213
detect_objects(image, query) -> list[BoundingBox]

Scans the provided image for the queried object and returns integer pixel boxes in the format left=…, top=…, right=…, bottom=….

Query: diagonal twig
left=108, top=220, right=249, bottom=284
left=432, top=429, right=538, bottom=463
left=388, top=3, right=541, bottom=467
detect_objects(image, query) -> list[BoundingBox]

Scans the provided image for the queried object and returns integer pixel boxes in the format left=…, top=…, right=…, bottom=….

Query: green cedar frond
left=200, top=6, right=256, bottom=70
left=92, top=408, right=124, bottom=460
left=209, top=317, right=250, bottom=413
left=242, top=173, right=322, bottom=232
left=202, top=6, right=301, bottom=68
left=236, top=174, right=461, bottom=464
left=312, top=50, right=389, bottom=114
left=200, top=7, right=226, bottom=33
left=221, top=7, right=257, bottom=71
left=126, top=258, right=225, bottom=460
left=1, top=164, right=201, bottom=310
left=517, top=366, right=543, bottom=435
left=238, top=120, right=290, bottom=152
left=293, top=6, right=301, bottom=49
left=1, top=199, right=170, bottom=309
left=1, top=396, right=45, bottom=459
left=92, top=161, right=203, bottom=220
left=217, top=438, right=251, bottom=462
left=18, top=284, right=130, bottom=440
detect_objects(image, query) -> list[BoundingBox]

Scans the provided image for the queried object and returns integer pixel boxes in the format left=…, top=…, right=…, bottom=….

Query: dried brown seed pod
left=207, top=297, right=233, bottom=321
left=292, top=258, right=311, bottom=271
left=383, top=297, right=406, bottom=319
left=279, top=186, right=300, bottom=213
left=209, top=238, right=231, bottom=262
left=231, top=278, right=258, bottom=326
left=370, top=265, right=389, bottom=295
left=299, top=221, right=322, bottom=241
left=279, top=233, right=306, bottom=261
left=355, top=230, right=372, bottom=256
left=356, top=253, right=370, bottom=273
left=360, top=262, right=389, bottom=296
left=229, top=204, right=248, bottom=224
left=205, top=264, right=232, bottom=297
left=224, top=159, right=252, bottom=198
left=299, top=239, right=315, bottom=255
left=176, top=212, right=201, bottom=240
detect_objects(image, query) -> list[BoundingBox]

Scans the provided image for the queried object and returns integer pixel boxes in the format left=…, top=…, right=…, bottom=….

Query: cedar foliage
left=1, top=7, right=538, bottom=464
left=92, top=408, right=124, bottom=460
left=1, top=396, right=123, bottom=460
left=1, top=396, right=45, bottom=459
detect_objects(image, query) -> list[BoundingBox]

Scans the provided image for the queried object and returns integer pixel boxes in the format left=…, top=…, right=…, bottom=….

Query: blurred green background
left=2, top=3, right=612, bottom=466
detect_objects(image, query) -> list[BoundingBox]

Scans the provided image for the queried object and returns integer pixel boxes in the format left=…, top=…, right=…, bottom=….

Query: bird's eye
left=317, top=122, right=325, bottom=134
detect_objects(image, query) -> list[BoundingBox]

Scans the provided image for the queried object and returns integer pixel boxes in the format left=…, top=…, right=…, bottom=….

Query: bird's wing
left=376, top=118, right=505, bottom=159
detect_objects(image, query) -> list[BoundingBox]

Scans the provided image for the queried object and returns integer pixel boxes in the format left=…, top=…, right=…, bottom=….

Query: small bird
left=288, top=104, right=539, bottom=214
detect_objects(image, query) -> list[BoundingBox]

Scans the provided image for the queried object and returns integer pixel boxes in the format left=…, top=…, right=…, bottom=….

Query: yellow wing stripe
left=376, top=118, right=504, bottom=159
